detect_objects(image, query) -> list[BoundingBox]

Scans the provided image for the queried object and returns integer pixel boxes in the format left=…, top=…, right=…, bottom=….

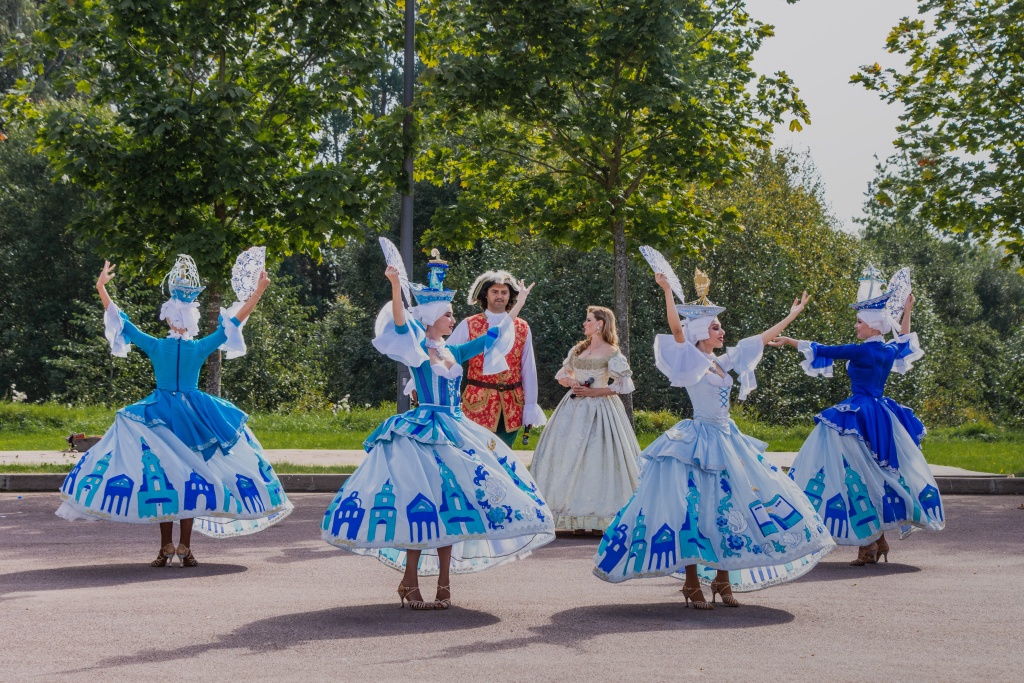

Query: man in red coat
left=447, top=270, right=546, bottom=447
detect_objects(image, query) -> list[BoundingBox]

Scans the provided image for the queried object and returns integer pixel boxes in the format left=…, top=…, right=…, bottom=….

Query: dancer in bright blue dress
left=773, top=266, right=943, bottom=566
left=322, top=242, right=555, bottom=610
left=57, top=254, right=292, bottom=567
left=592, top=251, right=834, bottom=609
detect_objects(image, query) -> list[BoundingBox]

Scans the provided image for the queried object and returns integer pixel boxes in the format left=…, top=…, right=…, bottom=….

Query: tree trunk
left=611, top=215, right=633, bottom=425
left=204, top=284, right=222, bottom=396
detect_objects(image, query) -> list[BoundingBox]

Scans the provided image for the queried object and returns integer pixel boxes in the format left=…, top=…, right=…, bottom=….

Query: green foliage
left=853, top=0, right=1024, bottom=260
left=2, top=0, right=396, bottom=289
left=0, top=124, right=93, bottom=401
left=221, top=271, right=328, bottom=412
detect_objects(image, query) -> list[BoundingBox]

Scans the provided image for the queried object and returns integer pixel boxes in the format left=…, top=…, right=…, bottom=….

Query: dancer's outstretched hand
left=789, top=291, right=810, bottom=318
left=385, top=265, right=402, bottom=286
left=255, top=270, right=271, bottom=294
left=516, top=279, right=535, bottom=302
left=97, top=260, right=116, bottom=287
left=655, top=272, right=671, bottom=291
left=768, top=336, right=795, bottom=348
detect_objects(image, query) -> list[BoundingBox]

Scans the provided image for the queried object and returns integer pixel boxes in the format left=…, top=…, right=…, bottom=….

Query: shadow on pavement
left=420, top=601, right=795, bottom=661
left=76, top=603, right=501, bottom=673
left=796, top=560, right=921, bottom=583
left=0, top=563, right=247, bottom=597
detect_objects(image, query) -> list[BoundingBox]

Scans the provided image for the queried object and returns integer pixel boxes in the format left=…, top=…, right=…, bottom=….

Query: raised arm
left=386, top=265, right=406, bottom=327
left=96, top=261, right=116, bottom=310
left=761, top=291, right=810, bottom=346
left=508, top=280, right=534, bottom=320
left=900, top=293, right=915, bottom=335
left=233, top=271, right=270, bottom=323
left=656, top=273, right=685, bottom=343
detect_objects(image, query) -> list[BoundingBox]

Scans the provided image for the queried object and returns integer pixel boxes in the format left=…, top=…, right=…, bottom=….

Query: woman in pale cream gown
left=530, top=306, right=641, bottom=531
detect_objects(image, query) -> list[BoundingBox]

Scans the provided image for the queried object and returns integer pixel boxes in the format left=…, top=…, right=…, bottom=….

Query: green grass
left=2, top=402, right=1022, bottom=475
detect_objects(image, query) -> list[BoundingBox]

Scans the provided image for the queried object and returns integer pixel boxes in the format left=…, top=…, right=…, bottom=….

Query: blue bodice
left=806, top=338, right=925, bottom=470
left=115, top=312, right=248, bottom=460
left=364, top=312, right=508, bottom=452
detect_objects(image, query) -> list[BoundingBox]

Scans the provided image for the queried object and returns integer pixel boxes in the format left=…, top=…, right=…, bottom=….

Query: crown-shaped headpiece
left=409, top=249, right=457, bottom=305
left=162, top=254, right=205, bottom=303
left=675, top=268, right=725, bottom=320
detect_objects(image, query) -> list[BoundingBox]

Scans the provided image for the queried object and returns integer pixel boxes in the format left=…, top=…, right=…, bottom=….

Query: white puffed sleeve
left=717, top=335, right=765, bottom=401
left=218, top=301, right=248, bottom=359
left=555, top=349, right=576, bottom=382
left=889, top=332, right=924, bottom=375
left=371, top=303, right=429, bottom=368
left=520, top=327, right=547, bottom=426
left=104, top=302, right=131, bottom=358
left=796, top=340, right=834, bottom=378
left=653, top=334, right=712, bottom=388
left=607, top=352, right=636, bottom=395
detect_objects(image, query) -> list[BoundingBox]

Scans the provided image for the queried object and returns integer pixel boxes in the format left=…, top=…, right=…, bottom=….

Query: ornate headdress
left=639, top=246, right=724, bottom=344
left=159, top=254, right=204, bottom=338
left=378, top=238, right=456, bottom=327
left=467, top=270, right=519, bottom=308
left=850, top=264, right=911, bottom=336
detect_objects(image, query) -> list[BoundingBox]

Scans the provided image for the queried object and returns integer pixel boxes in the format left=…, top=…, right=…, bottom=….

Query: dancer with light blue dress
left=593, top=250, right=834, bottom=609
left=322, top=241, right=555, bottom=610
left=58, top=252, right=293, bottom=567
left=773, top=266, right=943, bottom=566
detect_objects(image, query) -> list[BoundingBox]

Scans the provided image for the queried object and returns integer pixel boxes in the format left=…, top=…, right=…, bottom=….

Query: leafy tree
left=2, top=0, right=396, bottom=393
left=417, top=0, right=809, bottom=416
left=853, top=0, right=1024, bottom=262
left=0, top=124, right=93, bottom=400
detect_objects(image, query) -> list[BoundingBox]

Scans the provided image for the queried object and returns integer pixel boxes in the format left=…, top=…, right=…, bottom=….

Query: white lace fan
left=231, top=246, right=267, bottom=302
left=378, top=236, right=412, bottom=306
left=886, top=267, right=912, bottom=323
left=639, top=245, right=686, bottom=303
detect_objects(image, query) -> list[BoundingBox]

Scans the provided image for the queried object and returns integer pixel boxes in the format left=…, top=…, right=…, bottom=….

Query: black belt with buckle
left=465, top=378, right=523, bottom=392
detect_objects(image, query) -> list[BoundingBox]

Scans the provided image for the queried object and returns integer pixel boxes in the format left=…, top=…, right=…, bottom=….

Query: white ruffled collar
left=865, top=335, right=885, bottom=344
left=167, top=331, right=196, bottom=341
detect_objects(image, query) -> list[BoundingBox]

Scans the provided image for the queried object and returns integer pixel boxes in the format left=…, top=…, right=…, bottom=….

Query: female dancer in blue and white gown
left=593, top=267, right=834, bottom=609
left=773, top=270, right=943, bottom=566
left=57, top=257, right=293, bottom=567
left=322, top=256, right=555, bottom=610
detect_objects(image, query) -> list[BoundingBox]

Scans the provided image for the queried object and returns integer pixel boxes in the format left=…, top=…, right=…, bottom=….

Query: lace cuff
left=104, top=302, right=131, bottom=358
left=481, top=314, right=514, bottom=375
left=797, top=340, right=834, bottom=378
left=720, top=335, right=764, bottom=401
left=218, top=301, right=248, bottom=359
left=372, top=304, right=429, bottom=368
left=890, top=332, right=924, bottom=375
left=523, top=403, right=547, bottom=427
left=652, top=334, right=711, bottom=388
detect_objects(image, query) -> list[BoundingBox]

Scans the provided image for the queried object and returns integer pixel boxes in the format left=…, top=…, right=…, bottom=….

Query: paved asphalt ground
left=2, top=493, right=1021, bottom=682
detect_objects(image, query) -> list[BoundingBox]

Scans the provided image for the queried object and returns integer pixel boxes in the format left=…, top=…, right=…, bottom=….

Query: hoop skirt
left=787, top=335, right=944, bottom=544
left=56, top=303, right=293, bottom=537
left=529, top=348, right=641, bottom=530
left=321, top=307, right=555, bottom=574
left=593, top=335, right=834, bottom=592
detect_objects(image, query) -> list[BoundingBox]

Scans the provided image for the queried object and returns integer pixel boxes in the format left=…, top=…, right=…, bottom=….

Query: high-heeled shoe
left=150, top=543, right=176, bottom=568
left=175, top=544, right=198, bottom=568
left=850, top=542, right=879, bottom=566
left=434, top=584, right=451, bottom=610
left=397, top=584, right=432, bottom=610
left=710, top=580, right=740, bottom=607
left=875, top=534, right=889, bottom=563
left=680, top=585, right=713, bottom=610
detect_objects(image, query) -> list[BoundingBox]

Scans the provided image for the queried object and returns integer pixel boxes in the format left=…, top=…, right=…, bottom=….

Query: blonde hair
left=573, top=306, right=619, bottom=355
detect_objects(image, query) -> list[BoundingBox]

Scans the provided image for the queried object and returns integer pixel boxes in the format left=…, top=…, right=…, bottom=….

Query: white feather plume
left=639, top=245, right=686, bottom=303
left=378, top=236, right=412, bottom=306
